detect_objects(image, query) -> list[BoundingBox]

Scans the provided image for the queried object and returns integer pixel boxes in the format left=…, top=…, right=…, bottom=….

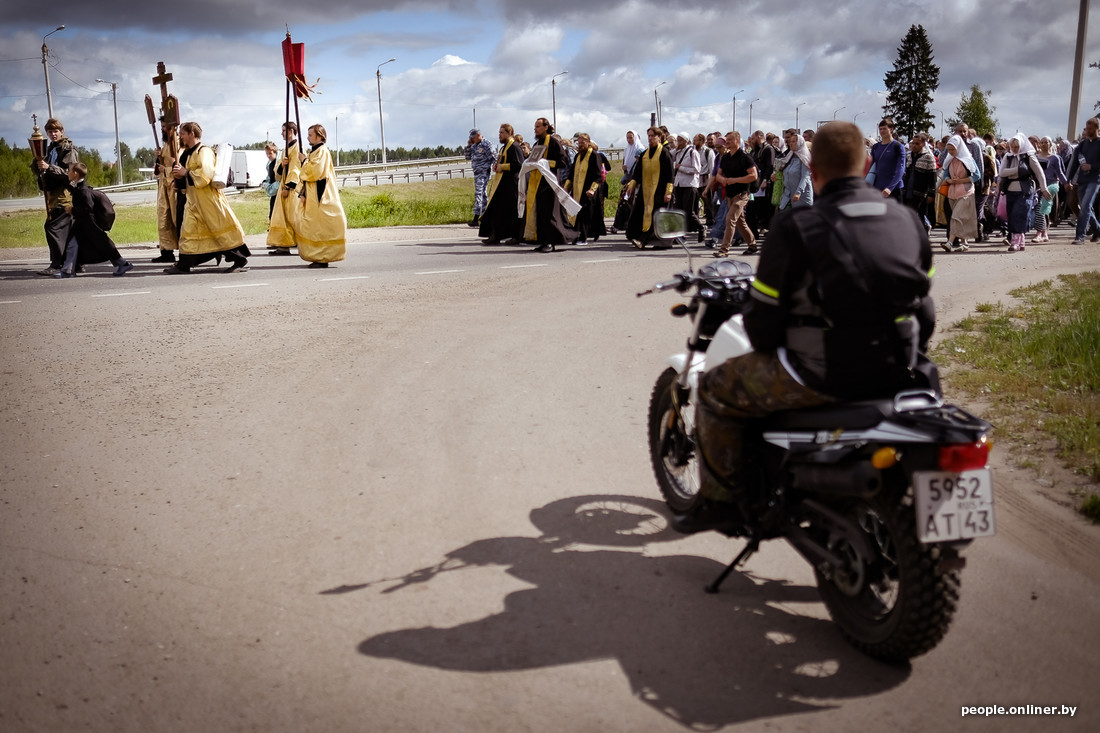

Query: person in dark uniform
left=674, top=121, right=937, bottom=534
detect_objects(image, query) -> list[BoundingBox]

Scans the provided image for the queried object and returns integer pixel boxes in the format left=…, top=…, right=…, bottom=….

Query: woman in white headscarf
left=937, top=134, right=979, bottom=252
left=775, top=128, right=813, bottom=209
left=998, top=133, right=1050, bottom=252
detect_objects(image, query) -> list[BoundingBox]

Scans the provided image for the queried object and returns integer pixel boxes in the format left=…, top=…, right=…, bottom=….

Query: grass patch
left=934, top=272, right=1100, bottom=521
left=0, top=175, right=632, bottom=249
left=0, top=179, right=481, bottom=249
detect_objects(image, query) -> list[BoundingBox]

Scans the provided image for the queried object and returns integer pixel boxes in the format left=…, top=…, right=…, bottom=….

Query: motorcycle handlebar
left=636, top=273, right=690, bottom=297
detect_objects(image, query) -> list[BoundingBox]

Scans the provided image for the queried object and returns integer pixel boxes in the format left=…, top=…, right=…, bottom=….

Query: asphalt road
left=1, top=224, right=1098, bottom=732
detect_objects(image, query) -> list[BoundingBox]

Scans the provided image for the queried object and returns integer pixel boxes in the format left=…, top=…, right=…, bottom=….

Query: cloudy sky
left=1, top=0, right=1096, bottom=164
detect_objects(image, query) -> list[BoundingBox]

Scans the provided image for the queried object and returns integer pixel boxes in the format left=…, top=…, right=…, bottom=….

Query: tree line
left=0, top=139, right=466, bottom=198
left=0, top=138, right=120, bottom=199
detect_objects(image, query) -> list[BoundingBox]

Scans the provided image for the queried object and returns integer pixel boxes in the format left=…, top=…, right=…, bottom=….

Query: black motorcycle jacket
left=745, top=176, right=935, bottom=399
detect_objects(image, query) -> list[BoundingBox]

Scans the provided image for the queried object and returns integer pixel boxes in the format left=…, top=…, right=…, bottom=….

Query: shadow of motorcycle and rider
left=325, top=495, right=909, bottom=729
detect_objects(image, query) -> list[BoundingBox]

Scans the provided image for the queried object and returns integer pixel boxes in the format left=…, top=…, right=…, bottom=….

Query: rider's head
left=808, top=121, right=866, bottom=192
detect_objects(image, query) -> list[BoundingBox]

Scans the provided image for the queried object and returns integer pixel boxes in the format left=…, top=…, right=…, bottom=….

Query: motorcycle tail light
left=938, top=437, right=991, bottom=472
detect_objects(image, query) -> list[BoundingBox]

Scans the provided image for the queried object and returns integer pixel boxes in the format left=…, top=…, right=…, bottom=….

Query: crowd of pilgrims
left=31, top=112, right=1097, bottom=278
left=469, top=116, right=1099, bottom=257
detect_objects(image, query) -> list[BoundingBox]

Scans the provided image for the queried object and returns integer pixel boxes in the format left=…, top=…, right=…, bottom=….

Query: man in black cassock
left=479, top=123, right=525, bottom=244
left=564, top=133, right=607, bottom=244
left=522, top=117, right=574, bottom=253
left=625, top=127, right=675, bottom=249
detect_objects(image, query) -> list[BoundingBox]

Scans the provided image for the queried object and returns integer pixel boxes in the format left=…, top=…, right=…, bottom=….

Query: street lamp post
left=95, top=78, right=122, bottom=186
left=376, top=58, right=396, bottom=167
left=42, top=25, right=65, bottom=119
left=654, top=81, right=667, bottom=126
left=335, top=115, right=339, bottom=167
left=795, top=102, right=806, bottom=131
left=731, top=89, right=744, bottom=132
left=551, top=71, right=568, bottom=130
left=931, top=108, right=944, bottom=139
left=748, top=98, right=760, bottom=135
left=833, top=106, right=846, bottom=120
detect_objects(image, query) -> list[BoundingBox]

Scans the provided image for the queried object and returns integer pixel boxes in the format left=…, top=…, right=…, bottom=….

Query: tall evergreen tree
left=951, top=85, right=999, bottom=138
left=882, top=24, right=940, bottom=140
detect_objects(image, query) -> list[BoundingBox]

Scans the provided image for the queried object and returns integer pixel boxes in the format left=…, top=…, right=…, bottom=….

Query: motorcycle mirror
left=653, top=208, right=693, bottom=272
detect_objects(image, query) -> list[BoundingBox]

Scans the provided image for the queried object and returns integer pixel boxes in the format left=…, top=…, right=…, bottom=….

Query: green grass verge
left=0, top=179, right=481, bottom=248
left=934, top=272, right=1100, bottom=521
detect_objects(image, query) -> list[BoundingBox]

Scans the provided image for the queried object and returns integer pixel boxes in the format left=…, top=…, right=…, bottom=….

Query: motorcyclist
left=674, top=121, right=937, bottom=535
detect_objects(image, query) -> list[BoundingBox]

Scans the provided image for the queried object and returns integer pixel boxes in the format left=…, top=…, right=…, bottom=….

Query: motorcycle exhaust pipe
left=790, top=460, right=882, bottom=498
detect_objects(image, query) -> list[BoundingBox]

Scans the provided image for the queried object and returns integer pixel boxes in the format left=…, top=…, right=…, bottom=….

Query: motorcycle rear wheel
left=814, top=489, right=960, bottom=664
left=648, top=367, right=701, bottom=513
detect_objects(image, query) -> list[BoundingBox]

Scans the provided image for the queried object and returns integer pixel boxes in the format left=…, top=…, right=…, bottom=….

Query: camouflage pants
left=473, top=172, right=491, bottom=216
left=697, top=351, right=833, bottom=502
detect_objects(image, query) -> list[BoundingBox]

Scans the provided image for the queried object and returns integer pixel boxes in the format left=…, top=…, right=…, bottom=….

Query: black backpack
left=90, top=188, right=116, bottom=231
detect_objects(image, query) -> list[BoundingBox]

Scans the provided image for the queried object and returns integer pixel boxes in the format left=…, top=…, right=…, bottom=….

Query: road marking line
left=0, top=300, right=21, bottom=304
left=211, top=283, right=270, bottom=289
left=583, top=258, right=628, bottom=263
left=415, top=269, right=465, bottom=275
left=91, top=291, right=152, bottom=298
left=499, top=264, right=549, bottom=270
left=320, top=275, right=371, bottom=281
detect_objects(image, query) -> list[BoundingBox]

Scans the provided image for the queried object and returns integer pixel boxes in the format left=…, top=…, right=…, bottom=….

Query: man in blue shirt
left=1069, top=117, right=1100, bottom=243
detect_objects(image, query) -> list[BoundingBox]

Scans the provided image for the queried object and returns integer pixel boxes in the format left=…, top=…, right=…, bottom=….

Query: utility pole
left=552, top=71, right=568, bottom=129
left=42, top=26, right=65, bottom=118
left=731, top=89, right=744, bottom=132
left=96, top=78, right=122, bottom=185
left=1069, top=0, right=1090, bottom=139
left=377, top=58, right=396, bottom=166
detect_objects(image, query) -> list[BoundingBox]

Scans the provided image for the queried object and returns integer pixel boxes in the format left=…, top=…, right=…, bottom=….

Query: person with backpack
left=53, top=162, right=132, bottom=278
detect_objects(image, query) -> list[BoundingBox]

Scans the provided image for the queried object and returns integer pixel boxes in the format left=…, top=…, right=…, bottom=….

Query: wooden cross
left=152, top=62, right=173, bottom=103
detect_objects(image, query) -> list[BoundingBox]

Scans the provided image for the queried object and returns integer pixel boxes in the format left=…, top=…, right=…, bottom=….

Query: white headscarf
left=624, top=130, right=645, bottom=171
left=943, top=133, right=977, bottom=174
left=1012, top=133, right=1037, bottom=156
left=788, top=134, right=811, bottom=168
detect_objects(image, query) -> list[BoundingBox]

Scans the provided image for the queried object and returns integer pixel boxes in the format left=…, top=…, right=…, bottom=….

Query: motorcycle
left=640, top=210, right=995, bottom=663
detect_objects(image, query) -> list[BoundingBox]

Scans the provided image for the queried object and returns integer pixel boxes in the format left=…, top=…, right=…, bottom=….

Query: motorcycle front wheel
left=813, top=488, right=961, bottom=664
left=648, top=367, right=701, bottom=513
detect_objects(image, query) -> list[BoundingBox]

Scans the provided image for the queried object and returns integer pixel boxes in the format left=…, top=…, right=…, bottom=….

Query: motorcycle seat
left=761, top=399, right=894, bottom=431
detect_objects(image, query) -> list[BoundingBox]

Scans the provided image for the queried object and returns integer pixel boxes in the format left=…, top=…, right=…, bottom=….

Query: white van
left=230, top=149, right=270, bottom=188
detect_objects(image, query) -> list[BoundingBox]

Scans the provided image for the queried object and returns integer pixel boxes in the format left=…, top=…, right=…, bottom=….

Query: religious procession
left=28, top=36, right=347, bottom=279
left=26, top=31, right=1094, bottom=278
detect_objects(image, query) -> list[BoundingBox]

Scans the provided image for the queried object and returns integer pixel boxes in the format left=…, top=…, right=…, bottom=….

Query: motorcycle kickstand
left=705, top=536, right=760, bottom=594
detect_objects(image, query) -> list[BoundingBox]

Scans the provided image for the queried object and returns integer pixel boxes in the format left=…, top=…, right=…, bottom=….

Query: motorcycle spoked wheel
left=813, top=489, right=961, bottom=664
left=648, top=367, right=701, bottom=514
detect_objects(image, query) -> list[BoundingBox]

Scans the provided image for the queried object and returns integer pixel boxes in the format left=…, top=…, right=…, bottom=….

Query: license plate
left=914, top=469, right=995, bottom=543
